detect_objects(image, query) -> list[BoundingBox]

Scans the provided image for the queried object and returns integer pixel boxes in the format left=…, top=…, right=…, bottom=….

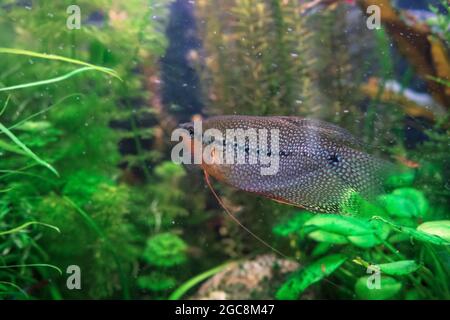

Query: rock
left=192, top=254, right=315, bottom=300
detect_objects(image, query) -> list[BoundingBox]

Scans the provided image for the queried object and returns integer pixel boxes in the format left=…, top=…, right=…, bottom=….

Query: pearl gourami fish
left=178, top=115, right=391, bottom=215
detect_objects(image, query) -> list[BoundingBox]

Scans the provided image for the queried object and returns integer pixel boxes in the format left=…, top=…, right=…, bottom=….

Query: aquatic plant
left=137, top=233, right=187, bottom=296
left=0, top=38, right=124, bottom=298
left=273, top=185, right=450, bottom=299
left=0, top=0, right=448, bottom=301
left=194, top=0, right=312, bottom=116
left=0, top=0, right=180, bottom=299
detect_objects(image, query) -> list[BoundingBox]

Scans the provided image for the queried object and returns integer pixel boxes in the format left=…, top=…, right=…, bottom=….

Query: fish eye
left=328, top=153, right=340, bottom=165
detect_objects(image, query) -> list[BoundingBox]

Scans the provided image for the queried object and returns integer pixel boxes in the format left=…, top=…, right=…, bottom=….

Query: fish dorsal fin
left=274, top=116, right=364, bottom=149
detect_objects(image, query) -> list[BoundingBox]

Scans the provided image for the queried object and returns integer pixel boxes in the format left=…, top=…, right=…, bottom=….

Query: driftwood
left=361, top=77, right=438, bottom=121
left=359, top=0, right=449, bottom=109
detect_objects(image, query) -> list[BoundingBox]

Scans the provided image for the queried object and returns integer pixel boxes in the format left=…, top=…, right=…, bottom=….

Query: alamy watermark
left=66, top=265, right=81, bottom=290
left=366, top=4, right=381, bottom=30
left=66, top=5, right=81, bottom=30
left=366, top=264, right=381, bottom=289
left=171, top=120, right=280, bottom=175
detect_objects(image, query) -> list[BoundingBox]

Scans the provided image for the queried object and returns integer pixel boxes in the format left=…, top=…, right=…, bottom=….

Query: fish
left=179, top=115, right=393, bottom=215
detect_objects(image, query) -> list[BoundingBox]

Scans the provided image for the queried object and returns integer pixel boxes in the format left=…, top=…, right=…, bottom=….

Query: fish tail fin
left=336, top=153, right=393, bottom=204
left=203, top=169, right=291, bottom=260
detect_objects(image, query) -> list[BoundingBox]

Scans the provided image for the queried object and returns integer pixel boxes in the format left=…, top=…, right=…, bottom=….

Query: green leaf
left=273, top=211, right=314, bottom=237
left=379, top=260, right=420, bottom=276
left=348, top=219, right=390, bottom=248
left=0, top=221, right=60, bottom=236
left=14, top=121, right=52, bottom=132
left=417, top=220, right=450, bottom=242
left=407, top=228, right=450, bottom=246
left=0, top=122, right=58, bottom=176
left=0, top=47, right=121, bottom=80
left=0, top=138, right=28, bottom=155
left=169, top=261, right=236, bottom=300
left=308, top=230, right=348, bottom=244
left=311, top=242, right=333, bottom=257
left=355, top=276, right=402, bottom=300
left=379, top=188, right=428, bottom=218
left=0, top=263, right=62, bottom=275
left=372, top=216, right=450, bottom=246
left=427, top=75, right=450, bottom=87
left=385, top=169, right=415, bottom=188
left=303, top=215, right=373, bottom=236
left=379, top=195, right=417, bottom=218
left=348, top=234, right=380, bottom=248
left=0, top=67, right=105, bottom=92
left=276, top=254, right=347, bottom=300
left=393, top=188, right=428, bottom=217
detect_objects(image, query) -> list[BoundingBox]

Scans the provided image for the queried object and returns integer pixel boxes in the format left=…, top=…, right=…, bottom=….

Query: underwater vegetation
left=0, top=0, right=448, bottom=300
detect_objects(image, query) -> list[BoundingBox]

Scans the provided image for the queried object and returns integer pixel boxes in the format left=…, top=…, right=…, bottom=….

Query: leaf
left=426, top=75, right=450, bottom=87
left=311, top=242, right=333, bottom=257
left=0, top=47, right=121, bottom=80
left=14, top=121, right=52, bottom=132
left=348, top=234, right=381, bottom=248
left=0, top=122, right=58, bottom=176
left=384, top=169, right=415, bottom=188
left=273, top=211, right=314, bottom=237
left=0, top=138, right=28, bottom=155
left=379, top=195, right=418, bottom=218
left=0, top=221, right=60, bottom=236
left=407, top=228, right=450, bottom=246
left=0, top=67, right=104, bottom=92
left=308, top=230, right=348, bottom=244
left=393, top=188, right=428, bottom=217
left=417, top=220, right=450, bottom=242
left=379, top=188, right=428, bottom=218
left=355, top=276, right=402, bottom=300
left=0, top=281, right=29, bottom=297
left=169, top=261, right=236, bottom=300
left=303, top=215, right=373, bottom=236
left=0, top=263, right=62, bottom=275
left=372, top=216, right=450, bottom=246
left=379, top=260, right=420, bottom=276
left=276, top=254, right=347, bottom=300
left=348, top=219, right=390, bottom=248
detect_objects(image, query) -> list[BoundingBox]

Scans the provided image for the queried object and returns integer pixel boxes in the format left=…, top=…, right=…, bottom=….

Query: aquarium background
left=0, top=0, right=448, bottom=300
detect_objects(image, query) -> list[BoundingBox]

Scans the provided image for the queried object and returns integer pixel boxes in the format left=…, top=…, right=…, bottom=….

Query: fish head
left=177, top=121, right=200, bottom=162
left=178, top=121, right=195, bottom=135
left=177, top=119, right=231, bottom=182
left=176, top=122, right=200, bottom=173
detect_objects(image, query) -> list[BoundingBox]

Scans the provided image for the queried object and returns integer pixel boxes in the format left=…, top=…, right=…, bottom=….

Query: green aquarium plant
left=0, top=0, right=448, bottom=302
left=0, top=42, right=124, bottom=298
left=273, top=184, right=450, bottom=300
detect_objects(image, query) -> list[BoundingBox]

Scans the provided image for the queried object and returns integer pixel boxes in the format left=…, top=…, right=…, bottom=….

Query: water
left=0, top=0, right=448, bottom=301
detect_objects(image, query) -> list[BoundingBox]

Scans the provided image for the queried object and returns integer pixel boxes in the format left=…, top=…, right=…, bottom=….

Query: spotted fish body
left=181, top=115, right=391, bottom=214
